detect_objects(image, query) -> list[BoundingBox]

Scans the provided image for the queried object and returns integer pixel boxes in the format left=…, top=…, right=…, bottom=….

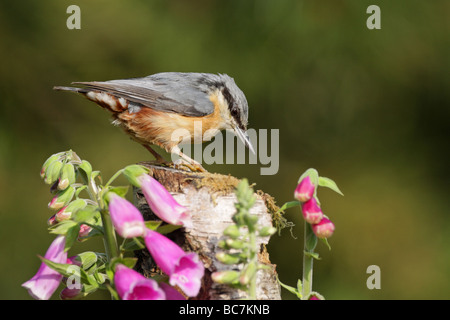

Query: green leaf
left=78, top=160, right=92, bottom=182
left=75, top=186, right=88, bottom=198
left=298, top=168, right=319, bottom=187
left=305, top=223, right=318, bottom=251
left=297, top=279, right=303, bottom=294
left=94, top=271, right=107, bottom=284
left=111, top=257, right=137, bottom=269
left=72, top=205, right=98, bottom=223
left=156, top=224, right=182, bottom=235
left=40, top=257, right=79, bottom=278
left=318, top=176, right=344, bottom=196
left=107, top=186, right=129, bottom=198
left=77, top=251, right=98, bottom=270
left=320, top=237, right=332, bottom=250
left=121, top=238, right=146, bottom=251
left=277, top=276, right=302, bottom=299
left=65, top=224, right=81, bottom=252
left=277, top=201, right=301, bottom=214
left=106, top=284, right=120, bottom=300
left=49, top=220, right=78, bottom=235
left=84, top=271, right=100, bottom=288
left=145, top=220, right=162, bottom=230
left=83, top=284, right=100, bottom=295
left=303, top=251, right=321, bottom=260
left=123, top=165, right=149, bottom=187
left=66, top=150, right=81, bottom=163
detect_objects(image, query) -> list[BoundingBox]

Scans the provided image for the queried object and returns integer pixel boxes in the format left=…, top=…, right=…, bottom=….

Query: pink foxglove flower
left=159, top=282, right=186, bottom=300
left=22, top=236, right=67, bottom=300
left=301, top=197, right=323, bottom=224
left=144, top=228, right=204, bottom=297
left=138, top=174, right=192, bottom=228
left=294, top=176, right=315, bottom=202
left=312, top=217, right=335, bottom=239
left=114, top=264, right=165, bottom=300
left=60, top=286, right=83, bottom=300
left=77, top=224, right=92, bottom=241
left=108, top=193, right=146, bottom=238
left=60, top=256, right=83, bottom=300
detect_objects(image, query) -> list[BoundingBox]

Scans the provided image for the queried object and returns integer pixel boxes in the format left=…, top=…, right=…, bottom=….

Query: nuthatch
left=54, top=72, right=254, bottom=171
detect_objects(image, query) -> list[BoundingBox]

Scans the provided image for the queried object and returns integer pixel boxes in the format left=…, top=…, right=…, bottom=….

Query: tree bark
left=133, top=163, right=281, bottom=300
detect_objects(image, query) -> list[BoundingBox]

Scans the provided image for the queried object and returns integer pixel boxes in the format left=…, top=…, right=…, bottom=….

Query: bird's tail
left=53, top=84, right=130, bottom=113
left=53, top=86, right=88, bottom=94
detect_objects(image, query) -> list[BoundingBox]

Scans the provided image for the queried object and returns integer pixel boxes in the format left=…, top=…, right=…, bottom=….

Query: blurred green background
left=0, top=0, right=448, bottom=300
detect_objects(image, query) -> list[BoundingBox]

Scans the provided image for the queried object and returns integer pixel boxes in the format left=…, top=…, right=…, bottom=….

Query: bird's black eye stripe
left=221, top=86, right=235, bottom=110
left=222, top=87, right=242, bottom=125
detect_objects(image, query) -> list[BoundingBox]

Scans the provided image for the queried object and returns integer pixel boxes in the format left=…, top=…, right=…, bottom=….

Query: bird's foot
left=173, top=159, right=207, bottom=173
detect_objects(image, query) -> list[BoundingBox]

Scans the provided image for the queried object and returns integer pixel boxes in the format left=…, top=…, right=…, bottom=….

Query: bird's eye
left=231, top=108, right=238, bottom=117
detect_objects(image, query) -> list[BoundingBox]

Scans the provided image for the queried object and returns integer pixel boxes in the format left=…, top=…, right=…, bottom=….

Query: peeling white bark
left=133, top=165, right=281, bottom=300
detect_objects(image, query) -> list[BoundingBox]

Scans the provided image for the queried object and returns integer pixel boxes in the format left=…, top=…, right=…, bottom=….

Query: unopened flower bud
left=47, top=214, right=57, bottom=226
left=216, top=252, right=243, bottom=265
left=77, top=224, right=92, bottom=241
left=40, top=154, right=61, bottom=178
left=211, top=270, right=241, bottom=284
left=294, top=176, right=315, bottom=202
left=67, top=255, right=82, bottom=267
left=223, top=225, right=241, bottom=239
left=55, top=206, right=69, bottom=221
left=44, top=160, right=63, bottom=185
left=55, top=199, right=87, bottom=222
left=50, top=180, right=60, bottom=194
left=225, top=238, right=245, bottom=249
left=60, top=286, right=83, bottom=300
left=239, top=261, right=257, bottom=285
left=58, top=163, right=76, bottom=191
left=301, top=198, right=323, bottom=224
left=66, top=150, right=81, bottom=163
left=48, top=186, right=75, bottom=210
left=258, top=226, right=277, bottom=237
left=312, top=218, right=335, bottom=239
left=243, top=214, right=259, bottom=230
left=308, top=291, right=325, bottom=300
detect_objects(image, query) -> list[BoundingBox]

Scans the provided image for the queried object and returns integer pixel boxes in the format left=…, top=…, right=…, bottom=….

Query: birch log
left=133, top=163, right=282, bottom=300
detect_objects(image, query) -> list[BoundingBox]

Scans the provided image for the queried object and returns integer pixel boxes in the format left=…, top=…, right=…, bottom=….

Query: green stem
left=100, top=209, right=120, bottom=260
left=104, top=169, right=124, bottom=188
left=84, top=174, right=119, bottom=261
left=248, top=231, right=257, bottom=300
left=302, top=222, right=314, bottom=299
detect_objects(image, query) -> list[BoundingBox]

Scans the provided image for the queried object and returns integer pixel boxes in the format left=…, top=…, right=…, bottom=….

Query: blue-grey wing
left=73, top=72, right=219, bottom=117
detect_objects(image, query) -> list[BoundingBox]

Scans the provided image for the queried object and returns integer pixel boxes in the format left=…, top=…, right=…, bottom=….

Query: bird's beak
left=234, top=126, right=256, bottom=155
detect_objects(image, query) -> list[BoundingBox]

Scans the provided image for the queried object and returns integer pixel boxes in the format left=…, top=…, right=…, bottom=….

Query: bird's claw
left=173, top=159, right=207, bottom=173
